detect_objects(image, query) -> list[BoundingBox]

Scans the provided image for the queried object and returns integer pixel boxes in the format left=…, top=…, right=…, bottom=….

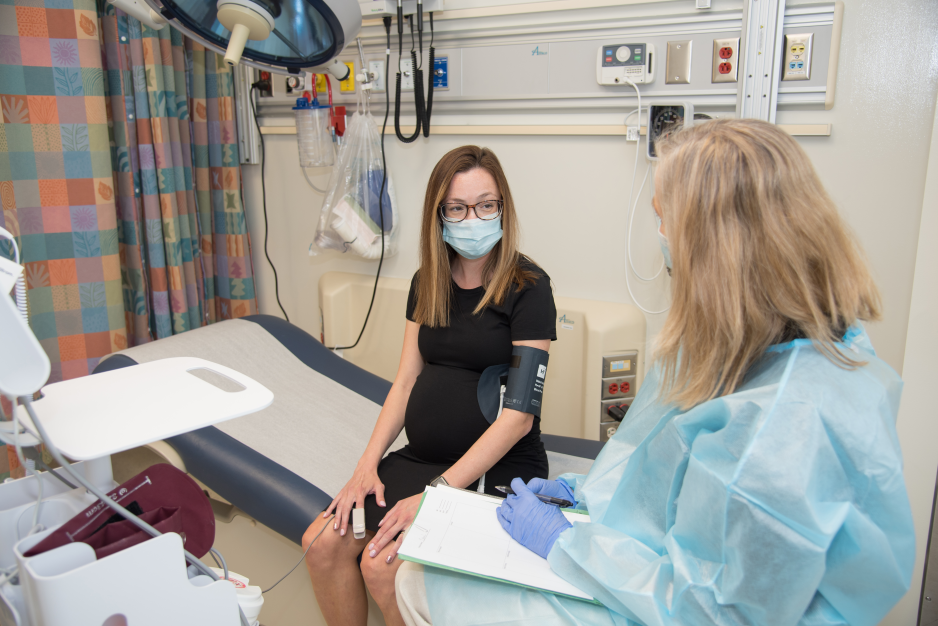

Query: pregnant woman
left=303, top=145, right=558, bottom=626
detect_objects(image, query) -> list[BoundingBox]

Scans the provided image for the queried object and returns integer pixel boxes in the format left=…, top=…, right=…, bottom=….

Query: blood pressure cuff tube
left=478, top=364, right=510, bottom=424
left=504, top=346, right=549, bottom=416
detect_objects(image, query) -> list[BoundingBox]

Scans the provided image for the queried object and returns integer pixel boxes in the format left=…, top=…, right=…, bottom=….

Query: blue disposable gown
left=423, top=326, right=914, bottom=625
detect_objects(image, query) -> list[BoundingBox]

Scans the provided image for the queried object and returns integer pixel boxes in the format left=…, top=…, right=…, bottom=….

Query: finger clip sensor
left=352, top=508, right=365, bottom=540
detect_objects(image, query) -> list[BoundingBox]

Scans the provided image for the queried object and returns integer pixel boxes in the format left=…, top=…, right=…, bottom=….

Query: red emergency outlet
left=620, top=382, right=630, bottom=394
left=608, top=382, right=619, bottom=395
left=719, top=62, right=733, bottom=74
left=719, top=47, right=734, bottom=59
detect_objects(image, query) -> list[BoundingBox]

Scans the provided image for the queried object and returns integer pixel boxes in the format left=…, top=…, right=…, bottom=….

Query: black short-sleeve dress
left=362, top=259, right=557, bottom=531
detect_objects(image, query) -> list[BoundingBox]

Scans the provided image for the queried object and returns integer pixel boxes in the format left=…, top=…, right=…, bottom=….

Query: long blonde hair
left=412, top=146, right=537, bottom=328
left=654, top=119, right=881, bottom=409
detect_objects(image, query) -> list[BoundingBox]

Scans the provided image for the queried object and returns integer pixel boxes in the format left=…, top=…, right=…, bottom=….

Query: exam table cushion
left=95, top=316, right=404, bottom=545
left=93, top=315, right=601, bottom=545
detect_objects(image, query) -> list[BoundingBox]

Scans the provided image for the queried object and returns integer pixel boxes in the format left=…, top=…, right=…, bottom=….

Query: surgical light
left=140, top=0, right=361, bottom=75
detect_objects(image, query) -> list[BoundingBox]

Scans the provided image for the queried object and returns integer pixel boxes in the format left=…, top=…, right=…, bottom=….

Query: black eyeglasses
left=439, top=200, right=504, bottom=223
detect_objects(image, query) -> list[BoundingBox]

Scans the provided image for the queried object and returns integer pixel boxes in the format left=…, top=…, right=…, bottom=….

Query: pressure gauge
left=646, top=101, right=694, bottom=161
left=286, top=75, right=305, bottom=93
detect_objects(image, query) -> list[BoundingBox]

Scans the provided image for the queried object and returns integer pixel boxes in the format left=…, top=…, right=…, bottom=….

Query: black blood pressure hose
left=394, top=3, right=434, bottom=142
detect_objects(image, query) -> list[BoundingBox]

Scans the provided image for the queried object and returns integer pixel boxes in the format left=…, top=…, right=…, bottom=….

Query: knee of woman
left=303, top=520, right=339, bottom=564
left=360, top=553, right=392, bottom=590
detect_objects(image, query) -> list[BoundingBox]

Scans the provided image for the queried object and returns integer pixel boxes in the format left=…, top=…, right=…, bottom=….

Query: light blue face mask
left=654, top=213, right=672, bottom=270
left=443, top=216, right=503, bottom=260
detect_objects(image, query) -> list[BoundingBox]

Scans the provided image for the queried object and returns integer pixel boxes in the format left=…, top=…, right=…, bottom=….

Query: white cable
left=210, top=547, right=229, bottom=582
left=621, top=79, right=670, bottom=316
left=627, top=163, right=664, bottom=282
left=302, top=167, right=330, bottom=194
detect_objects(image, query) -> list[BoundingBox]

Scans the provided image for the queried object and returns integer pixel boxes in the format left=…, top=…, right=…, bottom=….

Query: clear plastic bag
left=311, top=92, right=397, bottom=259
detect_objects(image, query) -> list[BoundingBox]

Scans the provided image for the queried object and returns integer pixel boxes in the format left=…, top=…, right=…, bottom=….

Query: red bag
left=25, top=463, right=215, bottom=560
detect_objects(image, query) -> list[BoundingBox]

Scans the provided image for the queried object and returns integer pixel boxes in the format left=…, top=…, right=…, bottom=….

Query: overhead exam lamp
left=136, top=0, right=361, bottom=79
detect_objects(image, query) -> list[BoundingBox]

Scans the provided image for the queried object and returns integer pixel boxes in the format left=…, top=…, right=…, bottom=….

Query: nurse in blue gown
left=395, top=118, right=915, bottom=626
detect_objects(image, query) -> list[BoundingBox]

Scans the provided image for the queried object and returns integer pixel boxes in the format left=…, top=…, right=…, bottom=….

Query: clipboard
left=396, top=485, right=599, bottom=604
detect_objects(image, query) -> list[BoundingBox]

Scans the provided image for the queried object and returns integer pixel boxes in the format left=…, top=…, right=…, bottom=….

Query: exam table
left=93, top=315, right=604, bottom=624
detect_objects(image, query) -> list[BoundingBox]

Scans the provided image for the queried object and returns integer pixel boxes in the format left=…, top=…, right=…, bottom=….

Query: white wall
left=884, top=84, right=938, bottom=626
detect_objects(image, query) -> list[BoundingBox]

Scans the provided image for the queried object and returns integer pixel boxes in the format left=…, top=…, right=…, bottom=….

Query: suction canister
left=293, top=97, right=334, bottom=167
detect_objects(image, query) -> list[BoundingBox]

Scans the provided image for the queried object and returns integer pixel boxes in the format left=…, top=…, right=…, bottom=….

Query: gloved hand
left=526, top=477, right=576, bottom=505
left=497, top=477, right=572, bottom=558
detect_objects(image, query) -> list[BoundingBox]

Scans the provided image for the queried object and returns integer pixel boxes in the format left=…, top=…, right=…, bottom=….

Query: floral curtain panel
left=0, top=0, right=259, bottom=479
left=0, top=0, right=127, bottom=383
left=99, top=6, right=257, bottom=345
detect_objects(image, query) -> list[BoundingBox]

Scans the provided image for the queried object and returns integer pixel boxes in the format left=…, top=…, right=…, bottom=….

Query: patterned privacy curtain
left=0, top=0, right=127, bottom=383
left=99, top=6, right=257, bottom=345
left=0, top=0, right=259, bottom=479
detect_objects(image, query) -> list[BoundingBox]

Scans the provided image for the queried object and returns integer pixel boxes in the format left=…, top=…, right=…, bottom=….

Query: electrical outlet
left=399, top=58, right=414, bottom=91
left=368, top=60, right=386, bottom=92
left=340, top=61, right=355, bottom=92
left=256, top=70, right=274, bottom=97
left=782, top=33, right=814, bottom=81
left=711, top=37, right=739, bottom=83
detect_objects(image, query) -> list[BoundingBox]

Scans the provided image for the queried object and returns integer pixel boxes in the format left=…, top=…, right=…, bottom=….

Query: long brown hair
left=412, top=146, right=537, bottom=327
left=654, top=119, right=881, bottom=409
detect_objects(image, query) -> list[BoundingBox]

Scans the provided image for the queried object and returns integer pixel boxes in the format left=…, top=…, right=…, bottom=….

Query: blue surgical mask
left=654, top=213, right=672, bottom=270
left=443, top=217, right=503, bottom=260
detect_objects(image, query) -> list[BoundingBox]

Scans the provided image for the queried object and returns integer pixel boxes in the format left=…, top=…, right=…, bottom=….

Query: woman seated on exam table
left=395, top=119, right=916, bottom=625
left=302, top=145, right=557, bottom=625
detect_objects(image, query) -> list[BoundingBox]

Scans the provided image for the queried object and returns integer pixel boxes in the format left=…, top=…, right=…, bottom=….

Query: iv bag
left=311, top=93, right=398, bottom=259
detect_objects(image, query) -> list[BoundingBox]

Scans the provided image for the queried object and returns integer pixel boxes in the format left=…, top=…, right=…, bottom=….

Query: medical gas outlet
left=782, top=33, right=814, bottom=81
left=597, top=43, right=655, bottom=85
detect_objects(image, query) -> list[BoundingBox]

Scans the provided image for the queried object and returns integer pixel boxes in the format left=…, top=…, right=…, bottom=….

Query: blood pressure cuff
left=477, top=346, right=549, bottom=423
left=24, top=463, right=215, bottom=560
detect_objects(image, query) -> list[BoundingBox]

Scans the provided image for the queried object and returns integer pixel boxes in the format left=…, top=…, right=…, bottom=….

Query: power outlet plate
left=256, top=70, right=274, bottom=98
left=782, top=33, right=814, bottom=81
left=368, top=60, right=386, bottom=93
left=399, top=58, right=414, bottom=91
left=711, top=37, right=739, bottom=83
left=665, top=40, right=692, bottom=84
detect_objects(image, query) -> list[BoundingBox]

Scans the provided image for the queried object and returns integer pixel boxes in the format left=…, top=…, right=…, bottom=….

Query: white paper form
left=397, top=486, right=594, bottom=601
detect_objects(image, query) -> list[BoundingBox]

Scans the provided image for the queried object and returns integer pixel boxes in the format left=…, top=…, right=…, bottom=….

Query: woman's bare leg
left=360, top=534, right=406, bottom=626
left=303, top=515, right=372, bottom=626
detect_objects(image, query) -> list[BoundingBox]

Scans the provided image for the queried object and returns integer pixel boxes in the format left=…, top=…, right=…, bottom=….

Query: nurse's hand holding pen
left=497, top=477, right=573, bottom=558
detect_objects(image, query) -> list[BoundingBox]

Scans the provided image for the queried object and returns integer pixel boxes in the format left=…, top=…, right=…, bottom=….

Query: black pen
left=495, top=485, right=573, bottom=508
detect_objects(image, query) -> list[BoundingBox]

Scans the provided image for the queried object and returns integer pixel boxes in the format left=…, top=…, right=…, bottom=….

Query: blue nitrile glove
left=526, top=477, right=576, bottom=505
left=496, top=477, right=572, bottom=558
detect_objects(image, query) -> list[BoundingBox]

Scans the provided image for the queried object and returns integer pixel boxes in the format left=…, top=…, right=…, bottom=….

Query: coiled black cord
left=394, top=12, right=434, bottom=142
